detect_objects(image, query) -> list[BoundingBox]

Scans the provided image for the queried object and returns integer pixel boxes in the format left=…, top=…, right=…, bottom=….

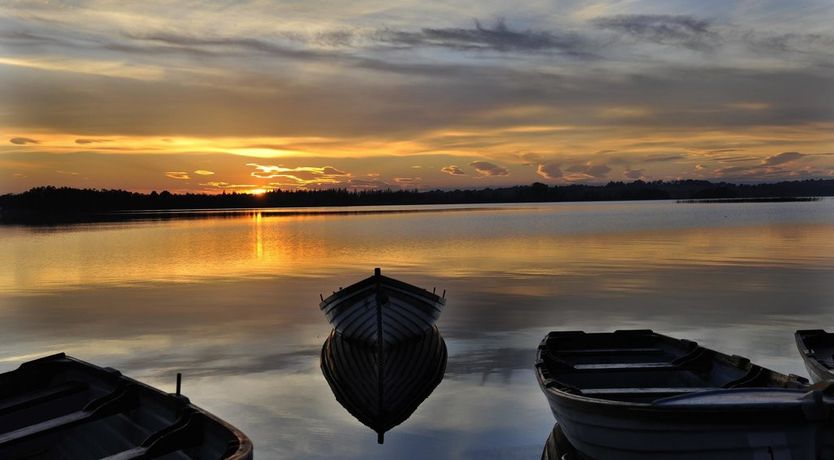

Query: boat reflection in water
left=541, top=423, right=589, bottom=460
left=320, top=326, right=447, bottom=444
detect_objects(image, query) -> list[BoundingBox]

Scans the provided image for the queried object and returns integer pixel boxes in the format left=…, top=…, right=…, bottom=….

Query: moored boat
left=320, top=326, right=447, bottom=444
left=796, top=329, right=834, bottom=383
left=0, top=353, right=252, bottom=460
left=319, top=268, right=445, bottom=347
left=535, top=329, right=834, bottom=459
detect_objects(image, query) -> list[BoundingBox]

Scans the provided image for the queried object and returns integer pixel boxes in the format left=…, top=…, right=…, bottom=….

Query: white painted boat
left=319, top=268, right=445, bottom=347
left=535, top=330, right=834, bottom=459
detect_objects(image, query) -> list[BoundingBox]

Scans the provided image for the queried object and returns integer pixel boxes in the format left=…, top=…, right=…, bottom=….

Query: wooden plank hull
left=535, top=330, right=834, bottom=459
left=795, top=329, right=834, bottom=383
left=320, top=270, right=445, bottom=347
left=0, top=353, right=252, bottom=460
left=320, top=326, right=447, bottom=443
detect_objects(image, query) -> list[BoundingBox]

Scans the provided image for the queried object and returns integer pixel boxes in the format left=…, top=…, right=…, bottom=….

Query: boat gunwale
left=319, top=273, right=445, bottom=309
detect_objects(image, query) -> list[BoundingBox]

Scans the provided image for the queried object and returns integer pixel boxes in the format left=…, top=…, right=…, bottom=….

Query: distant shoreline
left=677, top=196, right=822, bottom=203
left=2, top=179, right=832, bottom=224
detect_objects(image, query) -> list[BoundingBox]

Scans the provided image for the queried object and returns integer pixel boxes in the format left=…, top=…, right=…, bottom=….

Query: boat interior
left=0, top=353, right=248, bottom=459
left=537, top=330, right=807, bottom=403
left=796, top=329, right=834, bottom=370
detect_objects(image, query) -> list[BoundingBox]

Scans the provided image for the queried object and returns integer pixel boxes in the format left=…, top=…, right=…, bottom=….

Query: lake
left=1, top=200, right=833, bottom=459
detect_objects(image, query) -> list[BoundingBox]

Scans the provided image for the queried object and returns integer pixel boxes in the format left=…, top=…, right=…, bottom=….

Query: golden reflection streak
left=254, top=212, right=264, bottom=260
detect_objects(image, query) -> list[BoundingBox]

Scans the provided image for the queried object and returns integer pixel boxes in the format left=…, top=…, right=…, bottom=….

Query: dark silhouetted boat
left=796, top=329, right=834, bottom=383
left=535, top=329, right=834, bottom=459
left=320, top=326, right=447, bottom=444
left=0, top=353, right=252, bottom=460
left=319, top=268, right=445, bottom=347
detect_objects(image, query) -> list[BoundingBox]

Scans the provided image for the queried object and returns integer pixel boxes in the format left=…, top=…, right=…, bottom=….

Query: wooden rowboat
left=535, top=330, right=834, bottom=459
left=320, top=326, right=447, bottom=444
left=796, top=329, right=834, bottom=383
left=0, top=353, right=252, bottom=460
left=319, top=268, right=445, bottom=347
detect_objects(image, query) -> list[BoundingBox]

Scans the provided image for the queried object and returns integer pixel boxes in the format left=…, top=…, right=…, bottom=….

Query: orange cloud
left=165, top=171, right=190, bottom=180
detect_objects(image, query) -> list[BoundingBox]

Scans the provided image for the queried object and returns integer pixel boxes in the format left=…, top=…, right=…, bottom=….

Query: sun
left=247, top=188, right=269, bottom=195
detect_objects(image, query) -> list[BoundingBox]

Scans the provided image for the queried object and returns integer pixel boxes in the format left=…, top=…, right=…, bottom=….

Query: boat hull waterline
left=535, top=329, right=834, bottom=460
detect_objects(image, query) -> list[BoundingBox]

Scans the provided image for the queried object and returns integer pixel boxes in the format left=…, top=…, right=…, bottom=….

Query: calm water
left=1, top=200, right=834, bottom=459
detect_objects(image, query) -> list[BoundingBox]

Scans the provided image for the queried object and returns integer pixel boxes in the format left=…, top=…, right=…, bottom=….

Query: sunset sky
left=1, top=0, right=833, bottom=194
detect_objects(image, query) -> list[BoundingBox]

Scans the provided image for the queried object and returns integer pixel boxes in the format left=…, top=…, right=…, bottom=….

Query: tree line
left=1, top=179, right=832, bottom=218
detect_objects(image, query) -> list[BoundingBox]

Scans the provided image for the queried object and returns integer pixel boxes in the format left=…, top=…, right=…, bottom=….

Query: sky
left=1, top=0, right=833, bottom=194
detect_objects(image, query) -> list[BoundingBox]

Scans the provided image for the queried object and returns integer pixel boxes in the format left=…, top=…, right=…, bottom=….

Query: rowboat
left=796, top=329, right=834, bottom=383
left=0, top=353, right=252, bottom=460
left=320, top=326, right=447, bottom=444
left=535, top=329, right=834, bottom=459
left=319, top=268, right=445, bottom=347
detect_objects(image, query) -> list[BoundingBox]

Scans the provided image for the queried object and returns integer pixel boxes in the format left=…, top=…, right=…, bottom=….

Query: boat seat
left=100, top=410, right=200, bottom=460
left=573, top=363, right=677, bottom=370
left=0, top=381, right=89, bottom=416
left=557, top=347, right=667, bottom=356
left=0, top=384, right=138, bottom=448
left=581, top=387, right=716, bottom=396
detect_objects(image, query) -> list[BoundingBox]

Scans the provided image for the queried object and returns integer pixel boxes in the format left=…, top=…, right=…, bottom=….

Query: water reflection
left=542, top=424, right=586, bottom=460
left=320, top=327, right=447, bottom=444
left=1, top=201, right=833, bottom=458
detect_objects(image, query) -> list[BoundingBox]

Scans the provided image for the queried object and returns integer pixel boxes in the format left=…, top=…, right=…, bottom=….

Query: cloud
left=566, top=162, right=611, bottom=178
left=593, top=14, right=716, bottom=50
left=536, top=163, right=562, bottom=180
left=517, top=153, right=542, bottom=166
left=75, top=138, right=109, bottom=144
left=644, top=154, right=686, bottom=162
left=762, top=151, right=804, bottom=166
left=9, top=137, right=39, bottom=145
left=247, top=163, right=350, bottom=186
left=703, top=151, right=829, bottom=181
left=624, top=168, right=645, bottom=180
left=393, top=176, right=422, bottom=186
left=470, top=161, right=509, bottom=176
left=373, top=18, right=590, bottom=55
left=165, top=171, right=190, bottom=180
left=193, top=169, right=215, bottom=175
left=348, top=178, right=391, bottom=189
left=562, top=161, right=612, bottom=182
left=441, top=165, right=465, bottom=175
left=200, top=181, right=255, bottom=189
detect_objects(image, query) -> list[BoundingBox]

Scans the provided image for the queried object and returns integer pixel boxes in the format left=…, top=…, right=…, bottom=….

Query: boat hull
left=535, top=330, right=832, bottom=459
left=539, top=389, right=832, bottom=459
left=320, top=271, right=445, bottom=347
left=795, top=329, right=834, bottom=383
